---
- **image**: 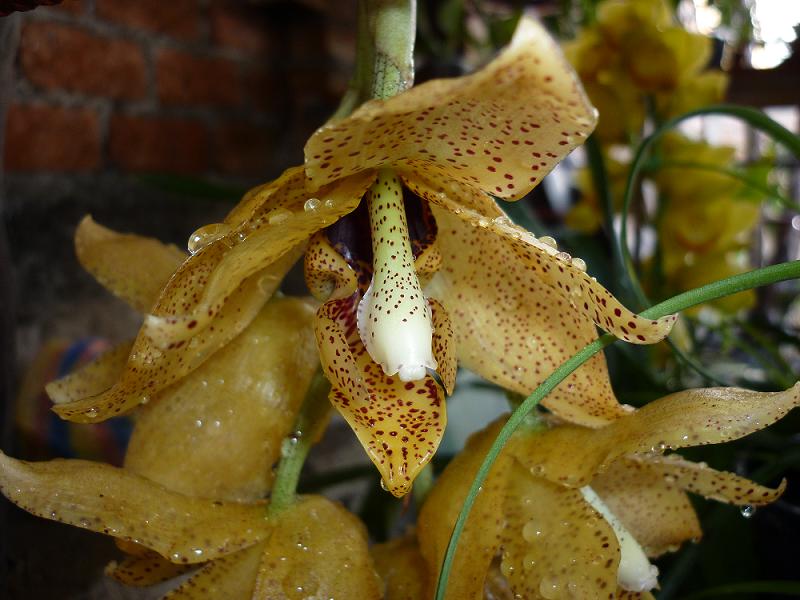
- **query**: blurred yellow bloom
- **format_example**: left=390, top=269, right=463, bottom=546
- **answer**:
left=0, top=453, right=382, bottom=598
left=419, top=384, right=800, bottom=599
left=565, top=154, right=630, bottom=233
left=47, top=18, right=675, bottom=497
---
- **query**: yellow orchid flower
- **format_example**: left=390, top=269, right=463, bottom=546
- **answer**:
left=49, top=18, right=675, bottom=498
left=419, top=384, right=800, bottom=599
left=47, top=217, right=319, bottom=502
left=372, top=533, right=430, bottom=600
left=0, top=453, right=382, bottom=598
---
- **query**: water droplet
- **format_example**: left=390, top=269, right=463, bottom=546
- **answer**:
left=79, top=517, right=90, bottom=527
left=85, top=408, right=98, bottom=419
left=304, top=197, right=320, bottom=212
left=740, top=505, right=756, bottom=518
left=555, top=251, right=572, bottom=262
left=187, top=223, right=231, bottom=254
left=477, top=217, right=489, bottom=228
left=539, top=235, right=558, bottom=249
left=570, top=257, right=587, bottom=271
left=192, top=548, right=203, bottom=556
left=539, top=577, right=560, bottom=599
left=527, top=337, right=538, bottom=349
left=324, top=198, right=335, bottom=209
left=140, top=395, right=150, bottom=405
left=522, top=520, right=545, bottom=541
left=268, top=208, right=292, bottom=225
left=379, top=478, right=389, bottom=492
left=195, top=419, right=203, bottom=428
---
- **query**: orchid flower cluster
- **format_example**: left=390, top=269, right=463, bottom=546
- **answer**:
left=2, top=6, right=799, bottom=600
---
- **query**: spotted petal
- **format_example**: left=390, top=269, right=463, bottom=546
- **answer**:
left=406, top=172, right=676, bottom=346
left=46, top=341, right=132, bottom=405
left=499, top=460, right=620, bottom=600
left=591, top=458, right=701, bottom=556
left=75, top=216, right=186, bottom=313
left=417, top=420, right=509, bottom=600
left=515, top=384, right=800, bottom=487
left=0, top=452, right=267, bottom=563
left=632, top=454, right=786, bottom=507
left=124, top=297, right=318, bottom=502
left=164, top=544, right=264, bottom=599
left=423, top=191, right=627, bottom=427
left=106, top=551, right=192, bottom=587
left=253, top=496, right=381, bottom=599
left=305, top=17, right=596, bottom=201
left=315, top=296, right=447, bottom=497
left=144, top=171, right=374, bottom=347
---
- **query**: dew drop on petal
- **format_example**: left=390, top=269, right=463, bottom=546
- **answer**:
left=304, top=197, right=320, bottom=212
left=187, top=223, right=231, bottom=254
left=570, top=257, right=587, bottom=271
left=740, top=505, right=756, bottom=518
left=85, top=408, right=98, bottom=419
left=555, top=251, right=572, bottom=262
left=268, top=207, right=292, bottom=225
left=539, top=235, right=558, bottom=249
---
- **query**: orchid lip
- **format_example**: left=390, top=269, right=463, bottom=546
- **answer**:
left=357, top=168, right=437, bottom=382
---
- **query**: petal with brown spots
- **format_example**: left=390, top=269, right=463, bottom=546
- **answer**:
left=417, top=420, right=510, bottom=600
left=305, top=17, right=596, bottom=201
left=146, top=171, right=374, bottom=347
left=124, top=297, right=318, bottom=502
left=634, top=454, right=786, bottom=507
left=514, top=383, right=800, bottom=487
left=75, top=216, right=186, bottom=314
left=407, top=171, right=676, bottom=346
left=46, top=341, right=133, bottom=405
left=253, top=496, right=382, bottom=599
left=315, top=297, right=447, bottom=497
left=52, top=249, right=299, bottom=423
left=429, top=298, right=456, bottom=395
left=500, top=461, right=620, bottom=600
left=0, top=452, right=267, bottom=563
left=222, top=166, right=306, bottom=229
left=164, top=543, right=263, bottom=599
left=591, top=457, right=701, bottom=557
left=304, top=230, right=359, bottom=302
left=106, top=551, right=192, bottom=587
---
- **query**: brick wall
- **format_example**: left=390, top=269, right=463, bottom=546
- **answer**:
left=3, top=0, right=355, bottom=179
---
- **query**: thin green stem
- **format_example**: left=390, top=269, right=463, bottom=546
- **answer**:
left=434, top=260, right=800, bottom=600
left=269, top=371, right=331, bottom=515
left=365, top=0, right=416, bottom=100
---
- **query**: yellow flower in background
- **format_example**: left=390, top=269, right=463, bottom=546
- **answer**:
left=565, top=153, right=630, bottom=233
left=419, top=384, right=800, bottom=599
left=48, top=18, right=676, bottom=497
left=0, top=454, right=382, bottom=598
left=565, top=0, right=727, bottom=143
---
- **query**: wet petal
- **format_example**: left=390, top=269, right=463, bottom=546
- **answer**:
left=253, top=496, right=382, bottom=599
left=223, top=166, right=306, bottom=229
left=75, top=216, right=185, bottom=313
left=164, top=543, right=263, bottom=599
left=417, top=420, right=509, bottom=600
left=304, top=231, right=359, bottom=302
left=422, top=193, right=627, bottom=426
left=53, top=249, right=299, bottom=423
left=591, top=458, right=701, bottom=557
left=429, top=298, right=456, bottom=395
left=305, top=17, right=596, bottom=201
left=106, top=551, right=192, bottom=587
left=124, top=298, right=318, bottom=502
left=372, top=534, right=430, bottom=600
left=406, top=172, right=676, bottom=346
left=146, top=171, right=374, bottom=346
left=0, top=452, right=267, bottom=562
left=514, top=384, right=800, bottom=487
left=316, top=297, right=447, bottom=496
left=46, top=341, right=133, bottom=405
left=500, top=461, right=620, bottom=600
left=634, top=454, right=786, bottom=507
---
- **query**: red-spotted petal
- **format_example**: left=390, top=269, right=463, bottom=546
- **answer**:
left=315, top=296, right=447, bottom=497
left=106, top=551, right=192, bottom=587
left=305, top=17, right=596, bottom=201
left=164, top=544, right=263, bottom=599
left=46, top=341, right=132, bottom=405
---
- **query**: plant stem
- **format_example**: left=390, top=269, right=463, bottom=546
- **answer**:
left=269, top=371, right=331, bottom=515
left=434, top=260, right=800, bottom=600
left=364, top=0, right=416, bottom=100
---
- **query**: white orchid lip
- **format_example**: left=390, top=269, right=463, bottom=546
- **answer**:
left=581, top=486, right=659, bottom=593
left=357, top=169, right=437, bottom=382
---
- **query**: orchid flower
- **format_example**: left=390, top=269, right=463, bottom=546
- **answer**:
left=419, top=384, right=800, bottom=599
left=49, top=18, right=675, bottom=497
left=0, top=453, right=382, bottom=598
left=47, top=217, right=319, bottom=502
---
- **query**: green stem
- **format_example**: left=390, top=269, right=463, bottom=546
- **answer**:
left=434, top=260, right=800, bottom=600
left=365, top=0, right=416, bottom=100
left=269, top=371, right=332, bottom=515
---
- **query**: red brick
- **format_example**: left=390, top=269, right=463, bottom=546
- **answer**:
left=209, top=1, right=274, bottom=54
left=4, top=103, right=101, bottom=171
left=110, top=115, right=209, bottom=174
left=20, top=22, right=146, bottom=100
left=156, top=49, right=242, bottom=108
left=48, top=0, right=84, bottom=15
left=213, top=121, right=275, bottom=176
left=242, top=66, right=284, bottom=113
left=96, top=0, right=201, bottom=41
